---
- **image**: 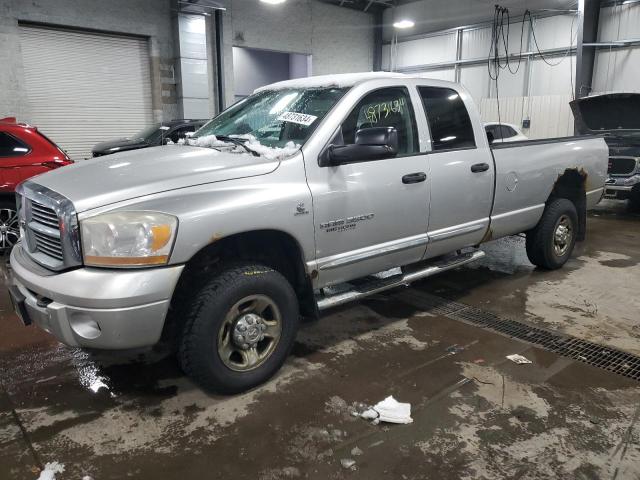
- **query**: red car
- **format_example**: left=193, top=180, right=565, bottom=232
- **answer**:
left=0, top=117, right=73, bottom=251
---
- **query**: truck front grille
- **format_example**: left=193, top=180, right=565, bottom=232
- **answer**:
left=17, top=181, right=82, bottom=271
left=31, top=201, right=60, bottom=229
left=608, top=156, right=637, bottom=175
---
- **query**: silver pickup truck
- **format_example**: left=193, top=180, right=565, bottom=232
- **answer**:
left=9, top=73, right=608, bottom=393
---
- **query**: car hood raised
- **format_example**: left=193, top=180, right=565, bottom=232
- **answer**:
left=31, top=145, right=280, bottom=212
left=570, top=93, right=640, bottom=135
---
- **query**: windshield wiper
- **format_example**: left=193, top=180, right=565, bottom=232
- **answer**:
left=213, top=135, right=260, bottom=157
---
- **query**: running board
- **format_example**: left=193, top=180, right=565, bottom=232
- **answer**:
left=315, top=250, right=486, bottom=311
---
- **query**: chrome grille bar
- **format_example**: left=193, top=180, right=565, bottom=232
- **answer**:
left=16, top=181, right=82, bottom=271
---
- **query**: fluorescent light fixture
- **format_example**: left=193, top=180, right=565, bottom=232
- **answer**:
left=260, top=0, right=286, bottom=4
left=393, top=19, right=415, bottom=29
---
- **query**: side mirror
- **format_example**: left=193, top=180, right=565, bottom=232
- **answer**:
left=486, top=131, right=495, bottom=145
left=321, top=127, right=399, bottom=166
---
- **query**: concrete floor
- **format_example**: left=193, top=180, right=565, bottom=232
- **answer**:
left=1, top=200, right=639, bottom=480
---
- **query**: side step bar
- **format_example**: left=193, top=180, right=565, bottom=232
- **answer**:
left=316, top=250, right=485, bottom=311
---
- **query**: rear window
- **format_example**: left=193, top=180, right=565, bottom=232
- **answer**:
left=418, top=87, right=476, bottom=151
left=0, top=132, right=30, bottom=157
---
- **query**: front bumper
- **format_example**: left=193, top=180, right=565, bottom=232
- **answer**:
left=604, top=174, right=640, bottom=198
left=9, top=243, right=184, bottom=349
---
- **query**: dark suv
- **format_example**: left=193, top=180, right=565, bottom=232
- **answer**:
left=91, top=119, right=206, bottom=157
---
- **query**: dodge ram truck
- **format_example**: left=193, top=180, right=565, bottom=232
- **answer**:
left=9, top=73, right=608, bottom=393
left=571, top=93, right=640, bottom=210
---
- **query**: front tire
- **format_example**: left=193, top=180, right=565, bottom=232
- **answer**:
left=525, top=198, right=578, bottom=270
left=178, top=263, right=299, bottom=394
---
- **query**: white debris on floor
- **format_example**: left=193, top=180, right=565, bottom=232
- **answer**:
left=36, top=462, right=64, bottom=480
left=357, top=396, right=413, bottom=424
left=506, top=354, right=533, bottom=364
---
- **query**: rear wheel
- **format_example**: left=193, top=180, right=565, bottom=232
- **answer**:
left=0, top=199, right=20, bottom=255
left=526, top=198, right=578, bottom=270
left=178, top=263, right=299, bottom=394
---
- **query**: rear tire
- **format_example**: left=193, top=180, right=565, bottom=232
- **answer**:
left=629, top=191, right=640, bottom=212
left=178, top=262, right=299, bottom=394
left=525, top=198, right=578, bottom=270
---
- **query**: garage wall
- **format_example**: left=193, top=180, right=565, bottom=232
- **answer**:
left=383, top=13, right=577, bottom=139
left=592, top=2, right=640, bottom=94
left=0, top=0, right=178, bottom=123
left=223, top=0, right=374, bottom=106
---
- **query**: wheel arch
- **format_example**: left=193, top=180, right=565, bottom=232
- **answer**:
left=162, top=229, right=317, bottom=343
left=547, top=168, right=587, bottom=241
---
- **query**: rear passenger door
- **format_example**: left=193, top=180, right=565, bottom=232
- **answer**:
left=417, top=86, right=494, bottom=257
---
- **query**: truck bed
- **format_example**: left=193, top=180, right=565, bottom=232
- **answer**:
left=488, top=135, right=609, bottom=239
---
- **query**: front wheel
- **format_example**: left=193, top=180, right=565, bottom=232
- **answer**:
left=178, top=263, right=299, bottom=394
left=525, top=198, right=578, bottom=270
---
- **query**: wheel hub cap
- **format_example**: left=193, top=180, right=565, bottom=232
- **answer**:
left=233, top=313, right=267, bottom=349
left=553, top=215, right=573, bottom=257
left=217, top=294, right=283, bottom=372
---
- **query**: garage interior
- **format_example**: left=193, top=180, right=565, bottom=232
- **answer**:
left=1, top=0, right=640, bottom=479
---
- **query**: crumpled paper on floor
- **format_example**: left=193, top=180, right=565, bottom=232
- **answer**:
left=360, top=396, right=413, bottom=424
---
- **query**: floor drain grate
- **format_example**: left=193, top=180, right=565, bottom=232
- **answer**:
left=396, top=290, right=640, bottom=382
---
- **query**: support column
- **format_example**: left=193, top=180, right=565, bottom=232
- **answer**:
left=575, top=0, right=601, bottom=99
left=373, top=10, right=383, bottom=71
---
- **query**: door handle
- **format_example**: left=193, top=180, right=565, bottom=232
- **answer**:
left=471, top=163, right=490, bottom=173
left=402, top=172, right=427, bottom=184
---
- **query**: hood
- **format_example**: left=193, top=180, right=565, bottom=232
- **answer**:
left=570, top=93, right=640, bottom=135
left=92, top=138, right=149, bottom=154
left=32, top=145, right=280, bottom=212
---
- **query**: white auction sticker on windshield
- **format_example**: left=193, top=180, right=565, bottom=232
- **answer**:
left=277, top=111, right=317, bottom=126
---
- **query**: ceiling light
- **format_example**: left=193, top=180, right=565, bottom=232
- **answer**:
left=260, top=0, right=286, bottom=4
left=393, top=19, right=415, bottom=29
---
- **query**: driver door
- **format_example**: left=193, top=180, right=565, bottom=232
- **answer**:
left=306, top=86, right=431, bottom=287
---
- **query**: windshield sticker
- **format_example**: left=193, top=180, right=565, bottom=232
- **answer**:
left=364, top=98, right=406, bottom=124
left=277, top=111, right=318, bottom=127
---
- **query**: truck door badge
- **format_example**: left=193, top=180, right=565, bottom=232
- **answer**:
left=295, top=202, right=309, bottom=216
left=320, top=213, right=375, bottom=233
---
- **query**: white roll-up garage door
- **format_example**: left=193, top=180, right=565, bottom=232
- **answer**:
left=19, top=25, right=153, bottom=160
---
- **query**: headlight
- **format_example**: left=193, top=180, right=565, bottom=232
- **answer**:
left=81, top=211, right=178, bottom=267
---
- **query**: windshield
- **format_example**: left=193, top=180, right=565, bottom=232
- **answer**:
left=132, top=124, right=169, bottom=143
left=193, top=87, right=347, bottom=149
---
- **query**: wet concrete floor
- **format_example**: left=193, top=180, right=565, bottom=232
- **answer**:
left=1, top=200, right=639, bottom=479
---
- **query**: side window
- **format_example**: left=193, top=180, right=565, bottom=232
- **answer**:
left=0, top=132, right=30, bottom=157
left=418, top=87, right=476, bottom=151
left=500, top=125, right=517, bottom=139
left=341, top=87, right=418, bottom=157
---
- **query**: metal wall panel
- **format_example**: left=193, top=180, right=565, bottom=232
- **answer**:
left=19, top=25, right=152, bottom=160
left=529, top=55, right=575, bottom=96
left=598, top=3, right=640, bottom=42
left=461, top=22, right=529, bottom=60
left=593, top=47, right=640, bottom=93
left=383, top=33, right=457, bottom=70
left=479, top=94, right=574, bottom=139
